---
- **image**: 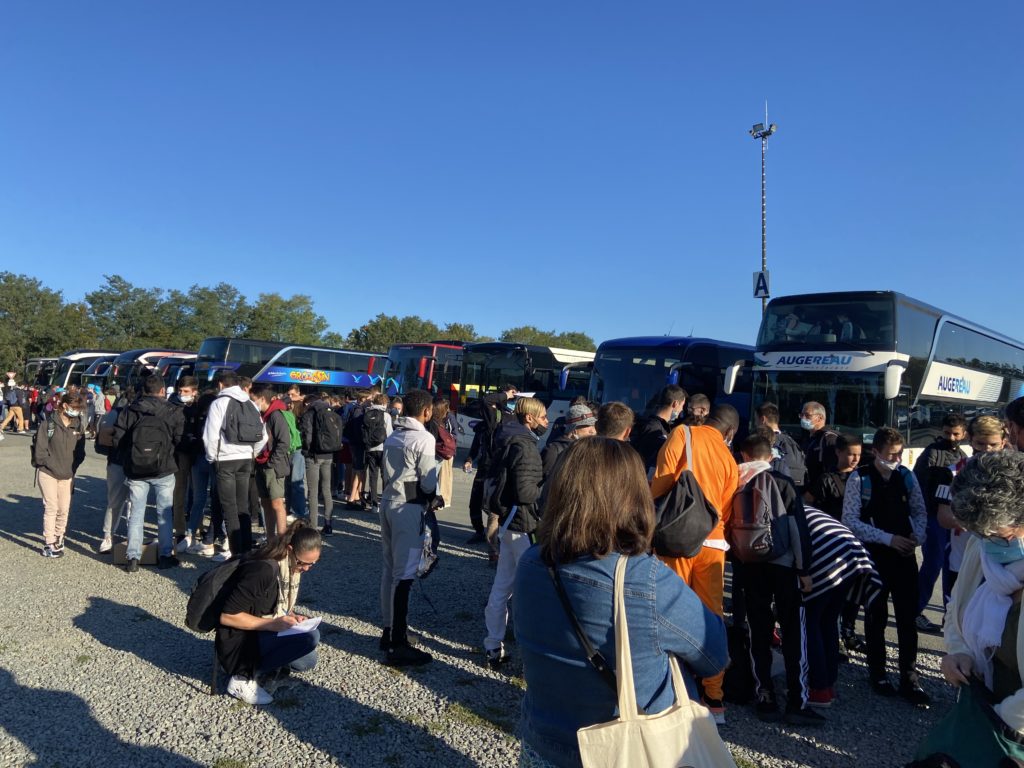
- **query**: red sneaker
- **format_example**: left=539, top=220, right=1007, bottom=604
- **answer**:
left=807, top=688, right=833, bottom=708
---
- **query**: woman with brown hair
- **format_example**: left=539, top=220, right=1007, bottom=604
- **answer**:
left=512, top=437, right=728, bottom=768
left=33, top=392, right=87, bottom=558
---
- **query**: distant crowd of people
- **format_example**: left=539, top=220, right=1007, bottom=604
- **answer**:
left=11, top=367, right=1024, bottom=767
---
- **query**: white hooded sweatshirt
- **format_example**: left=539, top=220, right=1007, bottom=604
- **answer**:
left=203, top=385, right=268, bottom=463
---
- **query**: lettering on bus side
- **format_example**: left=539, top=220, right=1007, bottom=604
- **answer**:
left=776, top=354, right=854, bottom=367
left=937, top=375, right=971, bottom=395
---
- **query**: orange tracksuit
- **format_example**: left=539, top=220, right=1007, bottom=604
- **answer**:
left=650, top=424, right=738, bottom=703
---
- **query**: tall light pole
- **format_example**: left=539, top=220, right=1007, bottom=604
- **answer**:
left=749, top=115, right=777, bottom=315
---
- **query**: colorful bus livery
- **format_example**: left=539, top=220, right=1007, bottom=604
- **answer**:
left=195, top=337, right=395, bottom=394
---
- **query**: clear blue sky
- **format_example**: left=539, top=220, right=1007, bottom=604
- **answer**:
left=1, top=2, right=1021, bottom=347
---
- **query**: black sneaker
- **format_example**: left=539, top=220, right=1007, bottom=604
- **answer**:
left=842, top=630, right=866, bottom=654
left=915, top=614, right=942, bottom=635
left=871, top=677, right=898, bottom=697
left=320, top=524, right=333, bottom=536
left=379, top=628, right=421, bottom=650
left=486, top=648, right=510, bottom=670
left=158, top=555, right=180, bottom=570
left=126, top=558, right=140, bottom=573
left=784, top=706, right=826, bottom=726
left=899, top=673, right=932, bottom=708
left=755, top=691, right=780, bottom=722
left=385, top=643, right=432, bottom=667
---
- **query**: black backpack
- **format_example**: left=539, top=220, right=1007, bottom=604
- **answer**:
left=220, top=396, right=264, bottom=445
left=343, top=404, right=366, bottom=445
left=651, top=425, right=720, bottom=558
left=772, top=432, right=807, bottom=487
left=312, top=407, right=343, bottom=453
left=361, top=408, right=388, bottom=449
left=185, top=556, right=272, bottom=633
left=126, top=411, right=173, bottom=477
left=729, top=471, right=791, bottom=563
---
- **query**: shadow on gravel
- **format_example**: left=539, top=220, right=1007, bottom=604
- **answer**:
left=0, top=474, right=108, bottom=556
left=0, top=667, right=204, bottom=767
left=72, top=596, right=211, bottom=687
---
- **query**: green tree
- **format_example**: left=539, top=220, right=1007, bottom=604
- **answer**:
left=85, top=275, right=169, bottom=349
left=499, top=325, right=595, bottom=351
left=0, top=273, right=99, bottom=372
left=242, top=293, right=332, bottom=345
left=347, top=314, right=441, bottom=352
left=438, top=322, right=480, bottom=343
left=164, top=283, right=250, bottom=350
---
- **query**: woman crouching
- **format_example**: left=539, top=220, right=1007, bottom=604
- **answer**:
left=217, top=521, right=322, bottom=705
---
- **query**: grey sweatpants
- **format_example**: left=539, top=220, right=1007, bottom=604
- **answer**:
left=379, top=500, right=425, bottom=627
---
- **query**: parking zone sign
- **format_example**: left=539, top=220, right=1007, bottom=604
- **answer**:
left=753, top=270, right=770, bottom=299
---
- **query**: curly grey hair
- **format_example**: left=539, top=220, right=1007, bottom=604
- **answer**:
left=951, top=451, right=1024, bottom=535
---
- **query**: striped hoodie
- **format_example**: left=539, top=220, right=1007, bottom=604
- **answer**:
left=802, top=506, right=883, bottom=606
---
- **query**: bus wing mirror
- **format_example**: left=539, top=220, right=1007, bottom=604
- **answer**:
left=723, top=360, right=745, bottom=396
left=884, top=362, right=906, bottom=400
left=665, top=361, right=690, bottom=387
left=559, top=367, right=569, bottom=392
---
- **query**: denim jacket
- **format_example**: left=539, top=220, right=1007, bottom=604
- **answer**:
left=512, top=548, right=728, bottom=767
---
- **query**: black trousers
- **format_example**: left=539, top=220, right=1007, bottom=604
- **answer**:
left=365, top=450, right=383, bottom=506
left=743, top=562, right=809, bottom=709
left=865, top=544, right=919, bottom=679
left=468, top=474, right=486, bottom=534
left=215, top=458, right=253, bottom=555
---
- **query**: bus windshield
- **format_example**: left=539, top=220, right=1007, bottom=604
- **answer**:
left=758, top=297, right=895, bottom=349
left=590, top=348, right=683, bottom=413
left=462, top=347, right=532, bottom=401
left=388, top=347, right=431, bottom=393
left=753, top=370, right=888, bottom=440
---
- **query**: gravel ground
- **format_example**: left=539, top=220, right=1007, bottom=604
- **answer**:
left=0, top=433, right=951, bottom=768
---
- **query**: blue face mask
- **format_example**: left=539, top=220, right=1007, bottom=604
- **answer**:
left=981, top=537, right=1024, bottom=565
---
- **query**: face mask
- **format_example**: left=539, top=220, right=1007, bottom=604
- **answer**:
left=800, top=418, right=815, bottom=431
left=65, top=409, right=80, bottom=418
left=531, top=424, right=549, bottom=438
left=981, top=537, right=1024, bottom=565
left=179, top=395, right=195, bottom=404
left=505, top=401, right=516, bottom=413
left=669, top=410, right=679, bottom=421
left=876, top=458, right=900, bottom=472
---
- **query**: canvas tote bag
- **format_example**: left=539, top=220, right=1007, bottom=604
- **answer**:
left=576, top=556, right=737, bottom=768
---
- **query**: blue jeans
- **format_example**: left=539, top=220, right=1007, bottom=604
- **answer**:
left=256, top=628, right=319, bottom=673
left=918, top=515, right=952, bottom=613
left=188, top=455, right=212, bottom=534
left=125, top=473, right=175, bottom=559
left=288, top=450, right=307, bottom=519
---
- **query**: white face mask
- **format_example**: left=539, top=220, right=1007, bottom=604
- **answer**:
left=179, top=395, right=195, bottom=404
left=876, top=458, right=900, bottom=472
left=65, top=408, right=80, bottom=418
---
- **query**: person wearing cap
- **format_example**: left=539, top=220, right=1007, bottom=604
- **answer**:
left=540, top=403, right=597, bottom=482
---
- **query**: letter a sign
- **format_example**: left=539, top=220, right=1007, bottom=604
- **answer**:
left=753, top=270, right=770, bottom=299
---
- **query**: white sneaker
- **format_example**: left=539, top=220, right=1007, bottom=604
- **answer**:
left=226, top=675, right=273, bottom=705
left=212, top=549, right=232, bottom=562
left=187, top=540, right=215, bottom=556
left=175, top=533, right=193, bottom=554
left=286, top=514, right=297, bottom=524
left=98, top=537, right=113, bottom=553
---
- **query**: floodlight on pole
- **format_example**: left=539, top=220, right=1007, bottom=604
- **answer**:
left=749, top=108, right=777, bottom=315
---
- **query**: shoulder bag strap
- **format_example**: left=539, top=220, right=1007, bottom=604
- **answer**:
left=682, top=425, right=693, bottom=471
left=547, top=564, right=617, bottom=693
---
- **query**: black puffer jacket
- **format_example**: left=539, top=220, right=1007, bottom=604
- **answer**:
left=630, top=414, right=672, bottom=471
left=492, top=419, right=544, bottom=534
left=913, top=438, right=967, bottom=515
left=541, top=435, right=573, bottom=482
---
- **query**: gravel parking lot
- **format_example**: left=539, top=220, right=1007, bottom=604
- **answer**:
left=0, top=435, right=950, bottom=768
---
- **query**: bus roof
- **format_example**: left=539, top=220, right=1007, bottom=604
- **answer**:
left=765, top=290, right=1023, bottom=349
left=464, top=341, right=595, bottom=364
left=201, top=337, right=385, bottom=356
left=597, top=336, right=753, bottom=353
left=112, top=348, right=194, bottom=363
left=58, top=349, right=120, bottom=359
left=390, top=342, right=464, bottom=351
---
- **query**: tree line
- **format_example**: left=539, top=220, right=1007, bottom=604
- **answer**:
left=0, top=272, right=595, bottom=372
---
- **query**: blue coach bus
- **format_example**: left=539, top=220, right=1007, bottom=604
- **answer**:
left=588, top=336, right=754, bottom=420
left=194, top=337, right=395, bottom=393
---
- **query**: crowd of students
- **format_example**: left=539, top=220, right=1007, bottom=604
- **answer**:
left=14, top=366, right=1024, bottom=765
